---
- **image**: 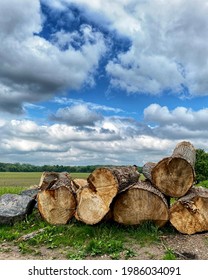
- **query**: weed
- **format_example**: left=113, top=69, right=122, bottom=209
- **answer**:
left=18, top=242, right=34, bottom=254
left=66, top=250, right=87, bottom=260
left=85, top=238, right=123, bottom=256
left=124, top=249, right=136, bottom=259
left=163, top=248, right=177, bottom=260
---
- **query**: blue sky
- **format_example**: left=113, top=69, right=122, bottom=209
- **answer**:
left=0, top=0, right=208, bottom=166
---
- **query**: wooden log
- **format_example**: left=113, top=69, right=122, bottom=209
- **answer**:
left=37, top=186, right=76, bottom=225
left=75, top=186, right=109, bottom=224
left=72, top=178, right=88, bottom=192
left=37, top=172, right=76, bottom=225
left=170, top=186, right=208, bottom=234
left=112, top=180, right=169, bottom=227
left=150, top=141, right=196, bottom=197
left=38, top=171, right=73, bottom=190
left=75, top=166, right=140, bottom=225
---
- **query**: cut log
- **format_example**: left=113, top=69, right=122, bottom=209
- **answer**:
left=37, top=186, right=76, bottom=225
left=170, top=186, right=208, bottom=234
left=112, top=180, right=169, bottom=227
left=75, top=166, right=140, bottom=225
left=149, top=141, right=196, bottom=197
left=75, top=186, right=109, bottom=224
left=38, top=171, right=73, bottom=190
left=37, top=172, right=76, bottom=225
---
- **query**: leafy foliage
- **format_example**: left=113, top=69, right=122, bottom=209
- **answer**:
left=195, top=149, right=208, bottom=182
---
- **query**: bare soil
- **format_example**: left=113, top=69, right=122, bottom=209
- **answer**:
left=0, top=232, right=207, bottom=260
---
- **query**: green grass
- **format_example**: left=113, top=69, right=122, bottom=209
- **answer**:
left=196, top=180, right=208, bottom=188
left=0, top=209, right=162, bottom=259
left=163, top=248, right=177, bottom=260
left=0, top=172, right=42, bottom=188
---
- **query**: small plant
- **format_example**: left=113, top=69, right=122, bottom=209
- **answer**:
left=124, top=249, right=136, bottom=259
left=85, top=238, right=124, bottom=256
left=18, top=242, right=34, bottom=254
left=66, top=250, right=87, bottom=260
left=163, top=248, right=177, bottom=260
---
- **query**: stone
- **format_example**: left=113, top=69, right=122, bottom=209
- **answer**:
left=0, top=194, right=36, bottom=225
left=20, top=188, right=39, bottom=198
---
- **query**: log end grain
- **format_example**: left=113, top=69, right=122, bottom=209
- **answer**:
left=37, top=186, right=76, bottom=225
left=75, top=187, right=109, bottom=225
left=152, top=157, right=194, bottom=197
left=170, top=187, right=208, bottom=234
left=112, top=181, right=169, bottom=228
left=87, top=168, right=119, bottom=206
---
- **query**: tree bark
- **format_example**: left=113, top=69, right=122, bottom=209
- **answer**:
left=150, top=141, right=196, bottom=197
left=170, top=186, right=208, bottom=234
left=75, top=166, right=140, bottom=225
left=38, top=172, right=73, bottom=190
left=37, top=172, right=76, bottom=225
left=112, top=180, right=169, bottom=227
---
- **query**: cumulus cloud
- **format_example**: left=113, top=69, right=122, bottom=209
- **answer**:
left=144, top=103, right=208, bottom=140
left=0, top=114, right=165, bottom=165
left=0, top=0, right=107, bottom=114
left=53, top=97, right=124, bottom=113
left=144, top=104, right=208, bottom=130
left=51, top=104, right=103, bottom=126
left=69, top=0, right=208, bottom=97
left=0, top=107, right=207, bottom=166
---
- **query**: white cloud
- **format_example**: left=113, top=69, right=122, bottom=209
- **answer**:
left=144, top=104, right=208, bottom=131
left=53, top=97, right=124, bottom=113
left=0, top=107, right=207, bottom=165
left=0, top=1, right=107, bottom=114
left=52, top=104, right=103, bottom=126
left=87, top=0, right=208, bottom=97
left=0, top=114, right=169, bottom=165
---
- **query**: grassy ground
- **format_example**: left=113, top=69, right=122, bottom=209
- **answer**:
left=0, top=210, right=166, bottom=259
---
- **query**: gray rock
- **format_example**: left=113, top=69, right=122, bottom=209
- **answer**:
left=20, top=188, right=39, bottom=198
left=0, top=194, right=36, bottom=225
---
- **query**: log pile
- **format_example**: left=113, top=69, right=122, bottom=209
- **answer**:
left=33, top=141, right=208, bottom=235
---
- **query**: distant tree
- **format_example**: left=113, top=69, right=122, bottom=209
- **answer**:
left=195, top=149, right=208, bottom=182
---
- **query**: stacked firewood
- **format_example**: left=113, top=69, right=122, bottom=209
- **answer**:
left=37, top=141, right=208, bottom=235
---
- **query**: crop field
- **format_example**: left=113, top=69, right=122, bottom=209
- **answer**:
left=0, top=172, right=89, bottom=195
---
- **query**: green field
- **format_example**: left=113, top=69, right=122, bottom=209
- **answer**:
left=0, top=172, right=89, bottom=195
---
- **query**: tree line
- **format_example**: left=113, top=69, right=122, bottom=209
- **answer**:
left=0, top=162, right=100, bottom=173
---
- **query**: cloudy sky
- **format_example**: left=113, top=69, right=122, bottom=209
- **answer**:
left=0, top=0, right=208, bottom=166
